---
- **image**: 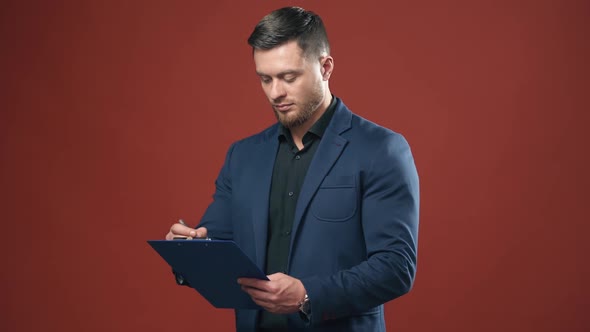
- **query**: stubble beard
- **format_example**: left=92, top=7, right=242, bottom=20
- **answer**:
left=273, top=85, right=324, bottom=129
left=274, top=103, right=315, bottom=129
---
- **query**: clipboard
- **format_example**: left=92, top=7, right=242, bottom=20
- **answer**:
left=147, top=239, right=268, bottom=309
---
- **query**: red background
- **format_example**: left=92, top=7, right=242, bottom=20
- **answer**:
left=1, top=0, right=589, bottom=331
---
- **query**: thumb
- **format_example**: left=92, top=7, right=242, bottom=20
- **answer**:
left=170, top=223, right=196, bottom=237
left=194, top=227, right=208, bottom=238
left=266, top=272, right=285, bottom=281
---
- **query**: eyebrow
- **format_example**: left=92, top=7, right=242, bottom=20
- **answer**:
left=256, top=69, right=303, bottom=78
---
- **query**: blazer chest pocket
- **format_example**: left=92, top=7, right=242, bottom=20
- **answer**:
left=311, top=175, right=358, bottom=222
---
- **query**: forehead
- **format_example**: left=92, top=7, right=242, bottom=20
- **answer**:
left=253, top=41, right=309, bottom=75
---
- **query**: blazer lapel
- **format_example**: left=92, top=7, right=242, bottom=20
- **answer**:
left=288, top=103, right=352, bottom=257
left=251, top=127, right=279, bottom=269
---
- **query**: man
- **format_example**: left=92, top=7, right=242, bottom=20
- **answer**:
left=166, top=6, right=419, bottom=332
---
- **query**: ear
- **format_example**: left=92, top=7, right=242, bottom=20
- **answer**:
left=320, top=56, right=334, bottom=81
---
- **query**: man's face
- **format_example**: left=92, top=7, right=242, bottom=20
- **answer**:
left=254, top=40, right=326, bottom=129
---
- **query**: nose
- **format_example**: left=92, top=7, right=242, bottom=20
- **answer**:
left=269, top=80, right=286, bottom=101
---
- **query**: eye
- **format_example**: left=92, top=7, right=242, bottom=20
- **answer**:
left=284, top=75, right=297, bottom=83
left=260, top=76, right=271, bottom=84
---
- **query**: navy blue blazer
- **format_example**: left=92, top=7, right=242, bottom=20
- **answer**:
left=199, top=98, right=420, bottom=331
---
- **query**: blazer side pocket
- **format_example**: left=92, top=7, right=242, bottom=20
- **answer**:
left=311, top=175, right=358, bottom=222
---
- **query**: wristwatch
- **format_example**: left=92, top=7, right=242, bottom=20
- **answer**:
left=299, top=294, right=311, bottom=320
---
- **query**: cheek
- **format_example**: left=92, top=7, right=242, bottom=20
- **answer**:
left=260, top=84, right=272, bottom=98
left=290, top=80, right=310, bottom=98
left=296, top=81, right=317, bottom=99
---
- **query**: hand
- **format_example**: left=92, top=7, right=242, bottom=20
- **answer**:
left=238, top=273, right=306, bottom=314
left=165, top=223, right=207, bottom=240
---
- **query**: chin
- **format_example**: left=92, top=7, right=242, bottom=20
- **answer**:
left=274, top=111, right=296, bottom=127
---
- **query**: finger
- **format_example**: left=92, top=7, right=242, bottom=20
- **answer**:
left=238, top=278, right=269, bottom=290
left=248, top=296, right=273, bottom=311
left=241, top=285, right=269, bottom=299
left=246, top=294, right=284, bottom=314
left=170, top=223, right=197, bottom=237
left=241, top=286, right=276, bottom=308
left=266, top=272, right=286, bottom=281
left=194, top=227, right=208, bottom=238
left=165, top=231, right=186, bottom=240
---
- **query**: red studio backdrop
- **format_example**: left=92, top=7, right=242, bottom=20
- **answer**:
left=1, top=0, right=589, bottom=331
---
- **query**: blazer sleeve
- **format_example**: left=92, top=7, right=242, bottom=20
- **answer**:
left=197, top=142, right=236, bottom=240
left=302, top=133, right=420, bottom=324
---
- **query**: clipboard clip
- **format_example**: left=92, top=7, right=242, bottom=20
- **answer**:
left=173, top=236, right=212, bottom=241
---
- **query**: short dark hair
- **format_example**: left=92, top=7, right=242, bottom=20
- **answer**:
left=247, top=6, right=330, bottom=58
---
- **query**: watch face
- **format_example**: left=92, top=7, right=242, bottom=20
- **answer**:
left=302, top=301, right=310, bottom=313
left=300, top=297, right=311, bottom=315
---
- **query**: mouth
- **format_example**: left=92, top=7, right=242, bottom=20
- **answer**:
left=274, top=103, right=294, bottom=112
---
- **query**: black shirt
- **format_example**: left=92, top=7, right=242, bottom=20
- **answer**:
left=259, top=96, right=337, bottom=329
